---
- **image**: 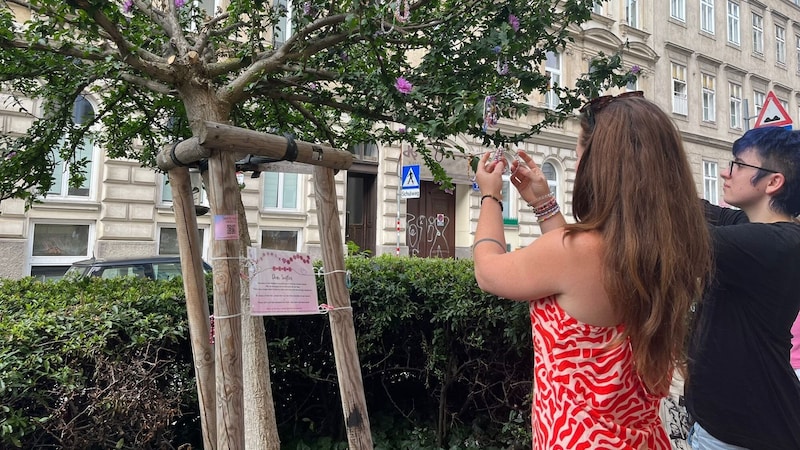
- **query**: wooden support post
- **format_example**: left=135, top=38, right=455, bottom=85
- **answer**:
left=313, top=166, right=373, bottom=449
left=207, top=150, right=245, bottom=449
left=167, top=167, right=217, bottom=450
left=155, top=122, right=353, bottom=172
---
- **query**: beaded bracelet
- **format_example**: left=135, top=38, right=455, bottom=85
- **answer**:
left=480, top=194, right=504, bottom=212
left=536, top=204, right=561, bottom=223
left=526, top=192, right=554, bottom=208
left=532, top=197, right=557, bottom=215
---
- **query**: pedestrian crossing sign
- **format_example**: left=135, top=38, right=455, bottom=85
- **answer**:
left=401, top=165, right=420, bottom=199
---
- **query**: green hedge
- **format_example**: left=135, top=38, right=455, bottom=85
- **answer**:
left=0, top=256, right=533, bottom=449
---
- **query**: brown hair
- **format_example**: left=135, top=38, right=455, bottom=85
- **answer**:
left=569, top=96, right=712, bottom=396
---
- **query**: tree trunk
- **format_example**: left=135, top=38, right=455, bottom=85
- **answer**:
left=236, top=194, right=280, bottom=449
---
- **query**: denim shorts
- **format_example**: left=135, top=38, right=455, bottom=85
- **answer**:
left=687, top=423, right=749, bottom=450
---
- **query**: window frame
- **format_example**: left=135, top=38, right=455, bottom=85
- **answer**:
left=47, top=96, right=98, bottom=201
left=729, top=82, right=743, bottom=129
left=752, top=13, right=764, bottom=55
left=544, top=51, right=562, bottom=110
left=671, top=0, right=686, bottom=21
left=672, top=63, right=688, bottom=116
left=626, top=0, right=639, bottom=28
left=776, top=24, right=786, bottom=64
left=703, top=160, right=719, bottom=205
left=727, top=1, right=740, bottom=45
left=262, top=171, right=302, bottom=211
left=260, top=228, right=303, bottom=252
left=29, top=222, right=95, bottom=280
left=157, top=225, right=211, bottom=260
left=701, top=73, right=716, bottom=122
left=700, top=0, right=715, bottom=34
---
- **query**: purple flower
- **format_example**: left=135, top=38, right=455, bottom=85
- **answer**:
left=398, top=127, right=406, bottom=133
left=394, top=77, right=413, bottom=95
left=5, top=151, right=16, bottom=160
left=497, top=62, right=509, bottom=75
left=630, top=65, right=641, bottom=74
left=492, top=45, right=502, bottom=54
left=303, top=1, right=313, bottom=15
left=175, top=0, right=186, bottom=7
left=123, top=0, right=133, bottom=13
left=509, top=14, right=520, bottom=32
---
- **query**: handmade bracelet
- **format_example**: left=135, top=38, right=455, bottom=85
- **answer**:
left=472, top=237, right=507, bottom=252
left=527, top=192, right=554, bottom=208
left=537, top=204, right=561, bottom=223
left=532, top=197, right=558, bottom=216
left=480, top=194, right=504, bottom=212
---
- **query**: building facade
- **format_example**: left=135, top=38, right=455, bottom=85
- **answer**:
left=1, top=0, right=798, bottom=280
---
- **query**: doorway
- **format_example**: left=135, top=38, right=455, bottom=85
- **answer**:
left=405, top=181, right=456, bottom=258
left=345, top=172, right=376, bottom=255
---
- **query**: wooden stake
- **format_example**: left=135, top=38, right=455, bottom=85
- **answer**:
left=167, top=167, right=217, bottom=449
left=207, top=150, right=245, bottom=449
left=313, top=166, right=373, bottom=449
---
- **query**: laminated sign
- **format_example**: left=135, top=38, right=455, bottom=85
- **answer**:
left=247, top=247, right=319, bottom=315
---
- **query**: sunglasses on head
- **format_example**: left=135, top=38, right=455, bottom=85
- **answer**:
left=580, top=91, right=645, bottom=126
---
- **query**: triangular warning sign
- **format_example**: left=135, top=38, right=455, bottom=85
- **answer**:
left=754, top=91, right=793, bottom=128
left=402, top=167, right=419, bottom=188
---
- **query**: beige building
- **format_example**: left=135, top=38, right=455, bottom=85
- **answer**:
left=1, top=0, right=798, bottom=280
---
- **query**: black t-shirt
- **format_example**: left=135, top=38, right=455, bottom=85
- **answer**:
left=686, top=202, right=800, bottom=450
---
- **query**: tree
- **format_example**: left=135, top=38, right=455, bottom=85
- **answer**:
left=0, top=0, right=635, bottom=447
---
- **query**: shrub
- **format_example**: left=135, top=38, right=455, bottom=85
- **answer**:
left=0, top=256, right=533, bottom=449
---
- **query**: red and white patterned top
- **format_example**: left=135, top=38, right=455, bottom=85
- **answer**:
left=531, top=297, right=669, bottom=450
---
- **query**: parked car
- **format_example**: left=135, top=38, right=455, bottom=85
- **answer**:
left=65, top=256, right=212, bottom=280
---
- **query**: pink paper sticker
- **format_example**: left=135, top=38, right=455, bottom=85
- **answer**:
left=214, top=215, right=238, bottom=240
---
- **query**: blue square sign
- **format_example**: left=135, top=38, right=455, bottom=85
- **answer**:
left=401, top=165, right=420, bottom=199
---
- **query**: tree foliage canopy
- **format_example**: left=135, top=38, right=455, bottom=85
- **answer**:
left=0, top=0, right=634, bottom=204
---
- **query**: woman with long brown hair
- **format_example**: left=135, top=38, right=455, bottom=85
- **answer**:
left=472, top=92, right=712, bottom=449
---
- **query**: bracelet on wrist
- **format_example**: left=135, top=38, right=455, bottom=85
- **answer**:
left=526, top=192, right=554, bottom=208
left=480, top=194, right=503, bottom=212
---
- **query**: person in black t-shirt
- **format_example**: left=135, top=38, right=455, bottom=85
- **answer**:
left=686, top=126, right=800, bottom=450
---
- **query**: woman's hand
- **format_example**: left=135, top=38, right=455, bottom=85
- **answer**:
left=474, top=151, right=506, bottom=198
left=510, top=150, right=552, bottom=206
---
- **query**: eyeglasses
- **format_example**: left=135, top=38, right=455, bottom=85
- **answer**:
left=729, top=160, right=780, bottom=174
left=580, top=91, right=645, bottom=126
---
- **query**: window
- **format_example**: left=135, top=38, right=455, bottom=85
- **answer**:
left=753, top=91, right=765, bottom=120
left=752, top=13, right=763, bottom=54
left=626, top=77, right=638, bottom=92
left=702, top=74, right=716, bottom=122
left=796, top=35, right=800, bottom=73
left=672, top=63, right=688, bottom=115
left=197, top=0, right=216, bottom=15
left=727, top=1, right=740, bottom=45
left=261, top=229, right=301, bottom=251
left=158, top=226, right=209, bottom=258
left=626, top=0, right=638, bottom=28
left=49, top=97, right=95, bottom=199
left=545, top=52, right=561, bottom=110
left=160, top=170, right=207, bottom=207
left=776, top=25, right=786, bottom=64
left=499, top=176, right=518, bottom=224
left=349, top=141, right=379, bottom=162
left=703, top=161, right=719, bottom=205
left=671, top=0, right=685, bottom=21
left=273, top=0, right=292, bottom=47
left=592, top=1, right=603, bottom=14
left=263, top=172, right=300, bottom=210
left=700, top=0, right=714, bottom=34
left=542, top=162, right=559, bottom=201
left=30, top=223, right=93, bottom=280
left=729, top=83, right=742, bottom=129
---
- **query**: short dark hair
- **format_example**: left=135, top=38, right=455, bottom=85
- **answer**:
left=732, top=127, right=800, bottom=216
